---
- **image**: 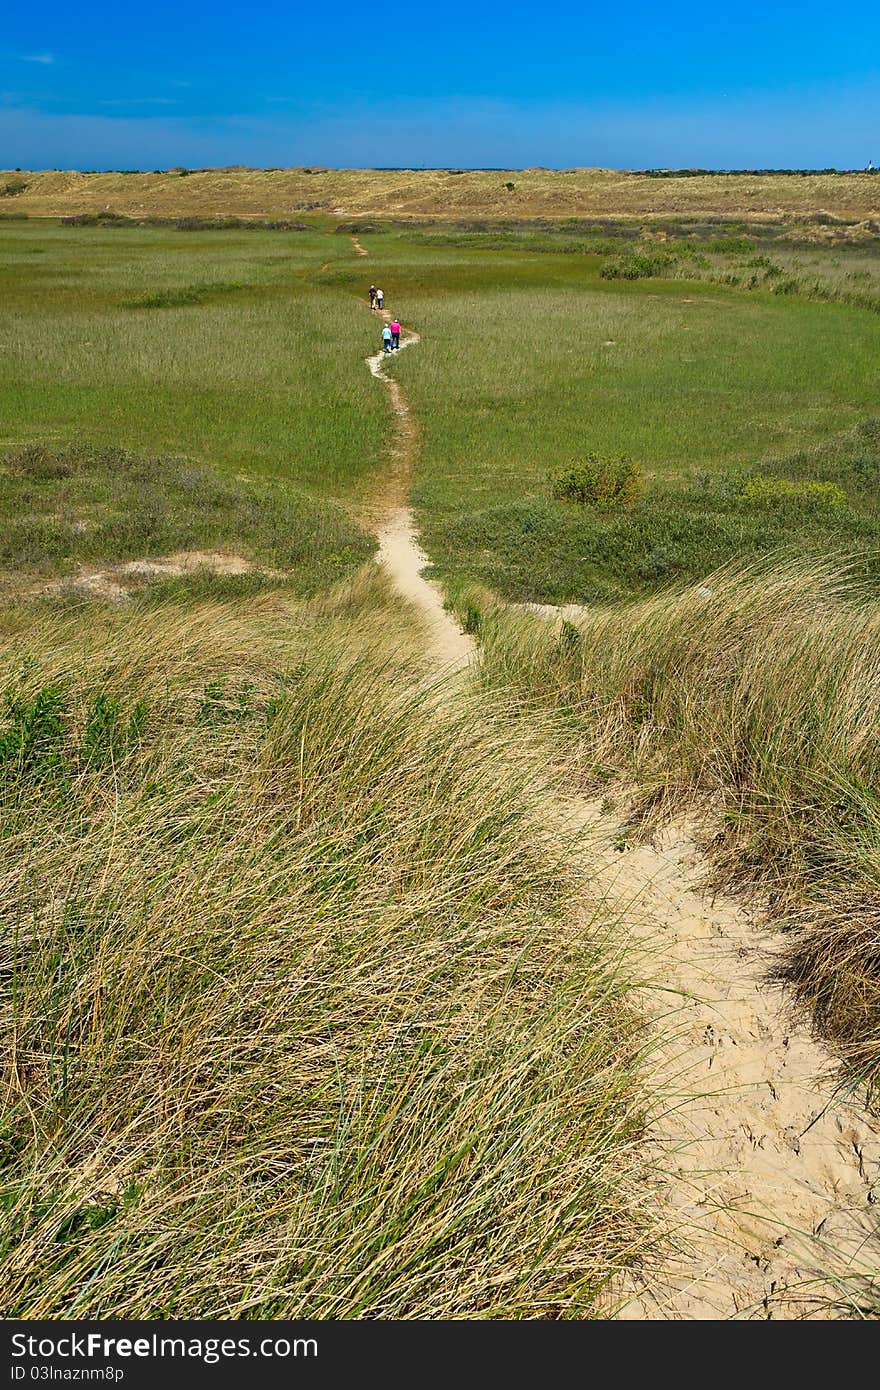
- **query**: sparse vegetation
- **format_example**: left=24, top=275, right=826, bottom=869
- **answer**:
left=9, top=166, right=880, bottom=221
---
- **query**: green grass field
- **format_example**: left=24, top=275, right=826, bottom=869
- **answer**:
left=371, top=224, right=880, bottom=601
left=2, top=221, right=386, bottom=490
left=0, top=219, right=391, bottom=594
left=6, top=215, right=880, bottom=603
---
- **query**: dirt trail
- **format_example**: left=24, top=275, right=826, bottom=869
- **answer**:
left=359, top=277, right=880, bottom=1317
left=364, top=306, right=475, bottom=671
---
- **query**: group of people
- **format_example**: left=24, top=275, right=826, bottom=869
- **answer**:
left=370, top=283, right=401, bottom=353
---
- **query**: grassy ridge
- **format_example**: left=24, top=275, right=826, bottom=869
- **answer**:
left=6, top=167, right=880, bottom=220
left=471, top=560, right=880, bottom=1083
left=0, top=577, right=648, bottom=1317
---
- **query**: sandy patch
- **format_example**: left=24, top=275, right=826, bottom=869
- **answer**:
left=39, top=550, right=266, bottom=603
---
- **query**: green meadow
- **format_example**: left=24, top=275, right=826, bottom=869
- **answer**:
left=370, top=225, right=880, bottom=601
left=5, top=216, right=880, bottom=603
left=0, top=219, right=389, bottom=594
left=1, top=220, right=384, bottom=494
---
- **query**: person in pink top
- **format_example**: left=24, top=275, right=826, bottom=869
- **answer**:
left=389, top=318, right=401, bottom=350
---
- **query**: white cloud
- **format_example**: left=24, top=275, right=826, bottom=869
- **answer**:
left=20, top=52, right=54, bottom=65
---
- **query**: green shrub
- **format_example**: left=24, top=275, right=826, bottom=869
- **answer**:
left=706, top=235, right=753, bottom=254
left=739, top=476, right=847, bottom=508
left=599, top=250, right=677, bottom=280
left=551, top=455, right=644, bottom=507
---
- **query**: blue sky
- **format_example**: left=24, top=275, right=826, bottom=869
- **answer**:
left=3, top=1, right=880, bottom=169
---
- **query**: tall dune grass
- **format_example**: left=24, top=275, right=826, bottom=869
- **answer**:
left=474, top=558, right=880, bottom=1084
left=0, top=578, right=648, bottom=1317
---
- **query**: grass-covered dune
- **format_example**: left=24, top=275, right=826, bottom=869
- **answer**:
left=471, top=559, right=880, bottom=1085
left=5, top=166, right=880, bottom=222
left=0, top=442, right=372, bottom=601
left=0, top=576, right=647, bottom=1317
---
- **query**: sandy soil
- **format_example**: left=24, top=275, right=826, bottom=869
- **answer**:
left=37, top=550, right=261, bottom=603
left=376, top=507, right=474, bottom=672
left=358, top=244, right=880, bottom=1316
left=364, top=306, right=474, bottom=671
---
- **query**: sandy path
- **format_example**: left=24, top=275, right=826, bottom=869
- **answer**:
left=364, top=308, right=475, bottom=671
left=358, top=283, right=880, bottom=1317
left=577, top=806, right=880, bottom=1318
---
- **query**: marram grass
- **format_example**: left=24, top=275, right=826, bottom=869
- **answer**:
left=0, top=578, right=648, bottom=1317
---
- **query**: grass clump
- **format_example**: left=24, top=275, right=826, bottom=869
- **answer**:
left=551, top=456, right=644, bottom=508
left=126, top=281, right=246, bottom=309
left=599, top=250, right=677, bottom=280
left=476, top=559, right=880, bottom=1086
left=0, top=584, right=648, bottom=1317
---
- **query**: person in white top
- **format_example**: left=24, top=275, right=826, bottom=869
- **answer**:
left=376, top=288, right=384, bottom=310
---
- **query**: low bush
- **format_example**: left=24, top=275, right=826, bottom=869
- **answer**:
left=551, top=456, right=644, bottom=507
left=59, top=213, right=307, bottom=232
left=705, top=235, right=753, bottom=254
left=126, top=280, right=246, bottom=309
left=599, top=250, right=677, bottom=280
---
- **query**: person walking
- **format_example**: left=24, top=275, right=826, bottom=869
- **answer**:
left=369, top=284, right=377, bottom=309
left=376, top=287, right=384, bottom=311
left=382, top=324, right=393, bottom=353
left=389, top=318, right=401, bottom=350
